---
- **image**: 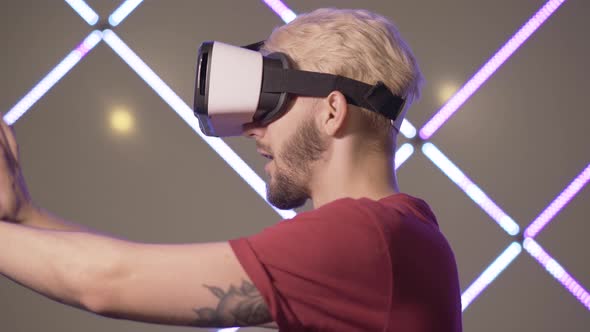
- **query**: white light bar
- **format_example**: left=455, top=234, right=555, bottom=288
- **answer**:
left=4, top=31, right=102, bottom=125
left=262, top=0, right=297, bottom=23
left=64, top=0, right=99, bottom=25
left=109, top=0, right=144, bottom=27
left=395, top=143, right=414, bottom=170
left=400, top=119, right=417, bottom=139
left=101, top=30, right=296, bottom=220
left=461, top=242, right=522, bottom=311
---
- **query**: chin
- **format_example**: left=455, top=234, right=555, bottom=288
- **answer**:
left=267, top=184, right=308, bottom=210
left=270, top=198, right=308, bottom=210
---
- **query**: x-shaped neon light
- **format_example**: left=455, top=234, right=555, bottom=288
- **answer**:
left=3, top=2, right=587, bottom=332
left=414, top=0, right=589, bottom=312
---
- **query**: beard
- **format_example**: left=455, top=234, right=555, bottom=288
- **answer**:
left=266, top=116, right=327, bottom=210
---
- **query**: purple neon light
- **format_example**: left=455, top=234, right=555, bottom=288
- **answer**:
left=525, top=163, right=590, bottom=238
left=524, top=238, right=590, bottom=310
left=262, top=0, right=297, bottom=23
left=419, top=0, right=567, bottom=139
left=4, top=31, right=102, bottom=125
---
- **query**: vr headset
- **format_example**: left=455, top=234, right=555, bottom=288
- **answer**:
left=193, top=40, right=406, bottom=137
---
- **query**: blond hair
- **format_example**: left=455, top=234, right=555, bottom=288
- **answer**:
left=262, top=8, right=424, bottom=153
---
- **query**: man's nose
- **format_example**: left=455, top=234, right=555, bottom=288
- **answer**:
left=242, top=121, right=266, bottom=138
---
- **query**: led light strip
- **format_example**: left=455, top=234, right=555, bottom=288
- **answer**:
left=109, top=0, right=144, bottom=27
left=461, top=242, right=522, bottom=311
left=422, top=143, right=520, bottom=235
left=523, top=238, right=590, bottom=310
left=416, top=0, right=589, bottom=313
left=4, top=31, right=102, bottom=125
left=419, top=0, right=567, bottom=139
left=101, top=30, right=296, bottom=220
left=521, top=163, right=590, bottom=310
left=400, top=120, right=417, bottom=139
left=64, top=0, right=99, bottom=25
left=525, top=163, right=590, bottom=238
left=395, top=143, right=414, bottom=170
left=262, top=0, right=297, bottom=23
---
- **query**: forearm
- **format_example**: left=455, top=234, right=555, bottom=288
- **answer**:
left=0, top=220, right=275, bottom=327
left=0, top=221, right=125, bottom=311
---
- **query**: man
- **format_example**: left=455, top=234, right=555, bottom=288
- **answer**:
left=0, top=8, right=462, bottom=332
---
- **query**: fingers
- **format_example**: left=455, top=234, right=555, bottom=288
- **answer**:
left=0, top=113, right=19, bottom=163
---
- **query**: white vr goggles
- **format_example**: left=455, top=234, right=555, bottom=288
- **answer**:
left=193, top=40, right=406, bottom=137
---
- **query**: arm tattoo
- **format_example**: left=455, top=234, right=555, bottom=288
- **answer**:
left=192, top=280, right=272, bottom=327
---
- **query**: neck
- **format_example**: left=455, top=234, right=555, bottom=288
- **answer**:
left=309, top=143, right=399, bottom=209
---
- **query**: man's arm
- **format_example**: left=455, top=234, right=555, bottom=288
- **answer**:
left=0, top=116, right=279, bottom=328
left=0, top=219, right=275, bottom=328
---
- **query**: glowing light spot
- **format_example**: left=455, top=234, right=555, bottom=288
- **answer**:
left=437, top=82, right=460, bottom=105
left=109, top=108, right=135, bottom=134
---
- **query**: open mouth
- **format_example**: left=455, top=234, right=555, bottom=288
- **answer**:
left=258, top=149, right=274, bottom=160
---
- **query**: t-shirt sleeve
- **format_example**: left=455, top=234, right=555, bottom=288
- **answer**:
left=229, top=198, right=391, bottom=331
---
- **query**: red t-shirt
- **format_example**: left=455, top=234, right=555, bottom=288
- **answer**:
left=229, top=193, right=462, bottom=331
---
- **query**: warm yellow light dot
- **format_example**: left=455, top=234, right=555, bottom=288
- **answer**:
left=109, top=108, right=134, bottom=134
left=438, top=82, right=460, bottom=105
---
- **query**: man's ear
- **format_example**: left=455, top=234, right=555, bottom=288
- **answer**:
left=319, top=91, right=349, bottom=137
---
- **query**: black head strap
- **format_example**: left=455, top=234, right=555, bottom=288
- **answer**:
left=262, top=66, right=406, bottom=121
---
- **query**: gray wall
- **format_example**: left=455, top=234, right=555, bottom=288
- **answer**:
left=0, top=0, right=588, bottom=331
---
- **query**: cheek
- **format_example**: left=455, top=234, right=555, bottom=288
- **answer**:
left=266, top=122, right=290, bottom=154
left=268, top=117, right=289, bottom=136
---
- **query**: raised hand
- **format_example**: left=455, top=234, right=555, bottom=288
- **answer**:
left=0, top=114, right=34, bottom=223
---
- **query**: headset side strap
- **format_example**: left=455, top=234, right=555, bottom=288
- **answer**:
left=262, top=67, right=405, bottom=121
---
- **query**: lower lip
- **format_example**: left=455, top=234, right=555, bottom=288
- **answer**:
left=265, top=160, right=272, bottom=173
